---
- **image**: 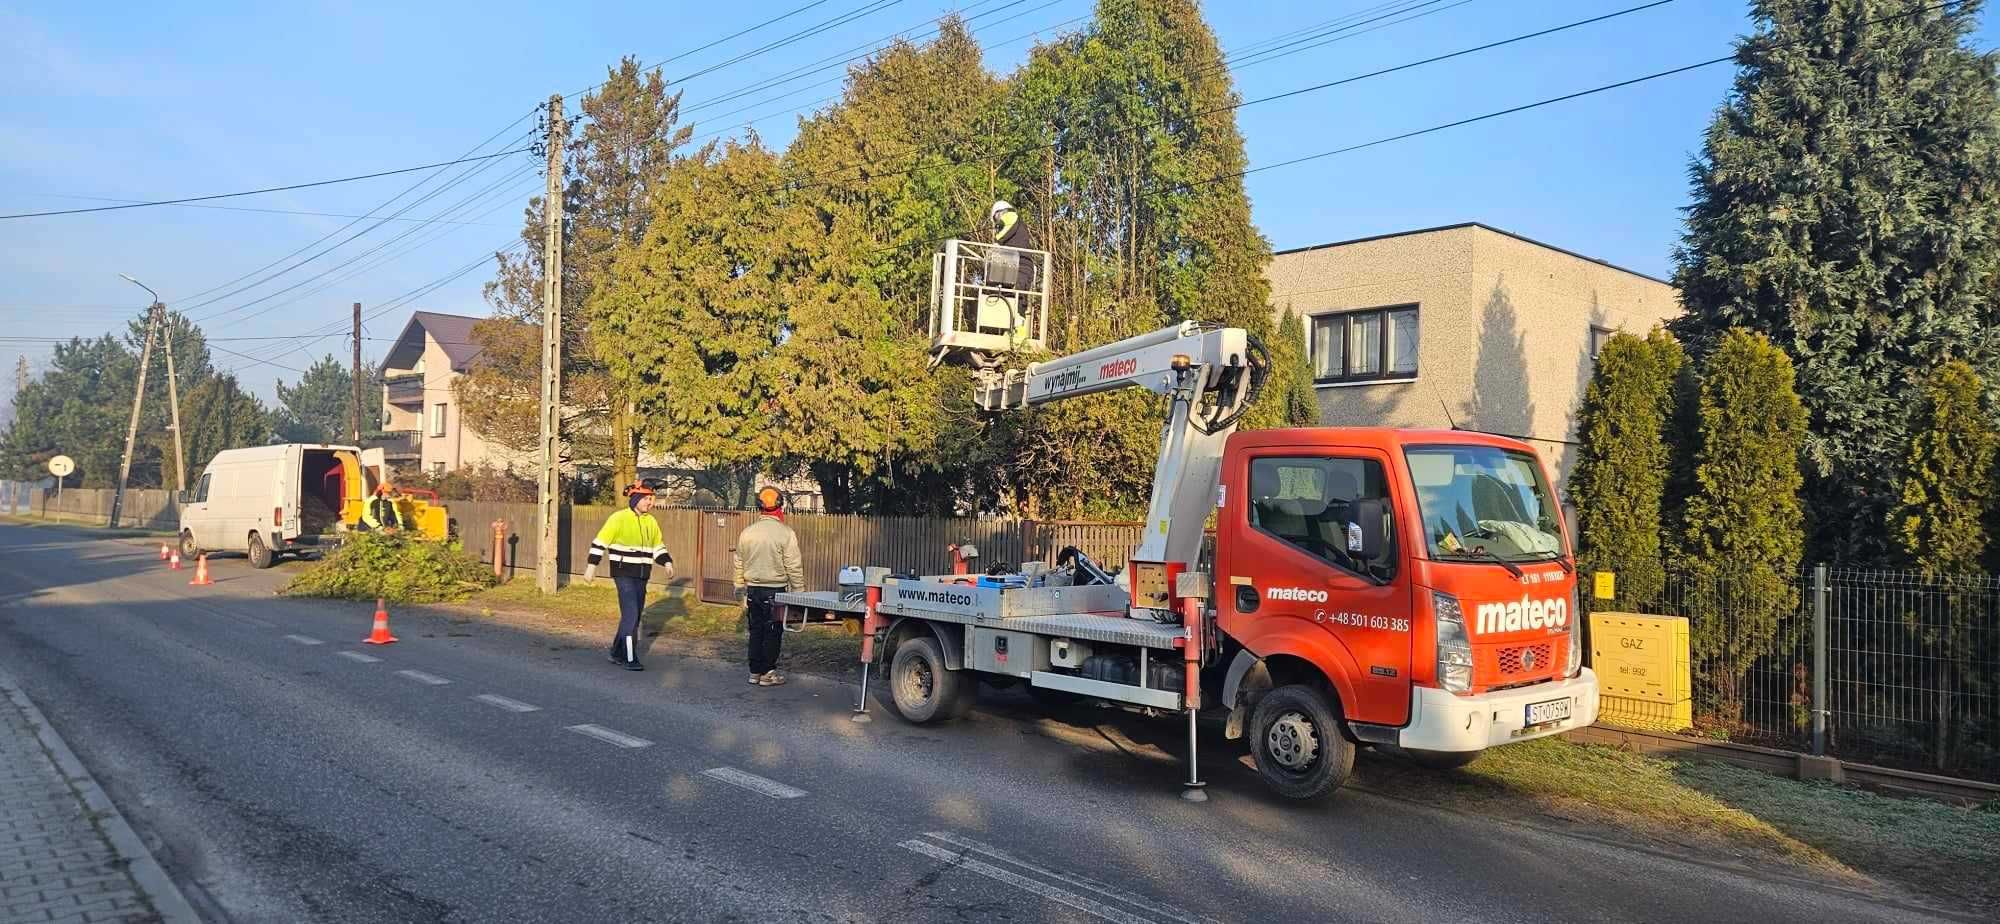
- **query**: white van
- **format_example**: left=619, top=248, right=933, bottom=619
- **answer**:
left=178, top=444, right=387, bottom=568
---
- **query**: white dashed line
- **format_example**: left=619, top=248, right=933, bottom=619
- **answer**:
left=396, top=669, right=451, bottom=686
left=283, top=634, right=324, bottom=646
left=336, top=651, right=382, bottom=663
left=901, top=839, right=1156, bottom=924
left=701, top=766, right=806, bottom=800
left=474, top=694, right=540, bottom=713
left=566, top=724, right=652, bottom=749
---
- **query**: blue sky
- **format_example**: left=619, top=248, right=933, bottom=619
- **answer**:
left=2, top=0, right=1995, bottom=401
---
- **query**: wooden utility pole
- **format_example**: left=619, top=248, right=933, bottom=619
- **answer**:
left=160, top=304, right=185, bottom=494
left=110, top=303, right=159, bottom=527
left=535, top=94, right=567, bottom=593
left=351, top=302, right=364, bottom=442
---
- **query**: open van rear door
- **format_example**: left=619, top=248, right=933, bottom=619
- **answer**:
left=360, top=448, right=387, bottom=492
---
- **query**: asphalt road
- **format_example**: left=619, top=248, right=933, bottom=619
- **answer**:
left=0, top=523, right=1967, bottom=924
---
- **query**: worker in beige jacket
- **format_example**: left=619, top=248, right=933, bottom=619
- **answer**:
left=733, top=487, right=805, bottom=686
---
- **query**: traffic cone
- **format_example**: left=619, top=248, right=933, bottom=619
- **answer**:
left=363, top=598, right=398, bottom=645
left=187, top=554, right=213, bottom=586
left=169, top=550, right=182, bottom=571
left=159, top=543, right=170, bottom=561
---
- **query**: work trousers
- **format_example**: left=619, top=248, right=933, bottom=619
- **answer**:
left=745, top=586, right=784, bottom=675
left=610, top=575, right=647, bottom=664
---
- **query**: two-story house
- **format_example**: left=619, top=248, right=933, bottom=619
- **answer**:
left=377, top=311, right=529, bottom=476
left=1266, top=222, right=1682, bottom=492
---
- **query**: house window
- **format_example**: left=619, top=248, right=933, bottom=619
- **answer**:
left=1589, top=325, right=1616, bottom=359
left=1310, top=305, right=1418, bottom=384
left=429, top=403, right=447, bottom=437
left=431, top=462, right=446, bottom=475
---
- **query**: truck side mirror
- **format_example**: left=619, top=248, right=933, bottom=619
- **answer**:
left=1350, top=498, right=1388, bottom=562
left=177, top=489, right=192, bottom=505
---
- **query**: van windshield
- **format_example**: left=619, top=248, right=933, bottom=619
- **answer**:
left=1404, top=445, right=1564, bottom=562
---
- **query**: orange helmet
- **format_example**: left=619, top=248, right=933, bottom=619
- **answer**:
left=755, top=486, right=783, bottom=512
left=625, top=482, right=655, bottom=497
left=375, top=483, right=393, bottom=496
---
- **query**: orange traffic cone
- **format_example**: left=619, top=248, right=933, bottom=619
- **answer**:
left=169, top=550, right=182, bottom=571
left=159, top=543, right=170, bottom=561
left=188, top=554, right=213, bottom=586
left=363, top=598, right=398, bottom=645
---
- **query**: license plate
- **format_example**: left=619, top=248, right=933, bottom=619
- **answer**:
left=1525, top=698, right=1572, bottom=726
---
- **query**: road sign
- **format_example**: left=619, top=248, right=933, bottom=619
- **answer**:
left=47, top=455, right=74, bottom=478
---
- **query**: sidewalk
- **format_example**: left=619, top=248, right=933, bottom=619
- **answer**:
left=0, top=669, right=199, bottom=924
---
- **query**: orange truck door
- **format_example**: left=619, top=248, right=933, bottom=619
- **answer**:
left=1219, top=448, right=1414, bottom=726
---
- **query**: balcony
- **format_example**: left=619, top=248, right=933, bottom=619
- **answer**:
left=361, top=430, right=421, bottom=460
left=384, top=373, right=425, bottom=406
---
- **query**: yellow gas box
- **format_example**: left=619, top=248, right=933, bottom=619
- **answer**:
left=1588, top=611, right=1692, bottom=733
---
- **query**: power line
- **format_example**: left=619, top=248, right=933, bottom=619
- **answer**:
left=568, top=0, right=842, bottom=99
left=13, top=195, right=507, bottom=227
left=0, top=147, right=532, bottom=220
left=772, top=0, right=1666, bottom=194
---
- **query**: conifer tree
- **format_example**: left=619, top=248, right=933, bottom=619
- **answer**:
left=1570, top=329, right=1684, bottom=606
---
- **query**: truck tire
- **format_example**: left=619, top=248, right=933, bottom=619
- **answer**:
left=1406, top=749, right=1480, bottom=771
left=1249, top=684, right=1355, bottom=800
left=247, top=532, right=274, bottom=569
left=179, top=530, right=201, bottom=560
left=887, top=636, right=967, bottom=724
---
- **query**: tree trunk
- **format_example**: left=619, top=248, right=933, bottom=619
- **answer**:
left=612, top=397, right=638, bottom=491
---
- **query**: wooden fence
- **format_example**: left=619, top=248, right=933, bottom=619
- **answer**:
left=0, top=481, right=178, bottom=531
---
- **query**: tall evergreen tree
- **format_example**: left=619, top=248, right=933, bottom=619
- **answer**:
left=466, top=57, right=693, bottom=484
left=1570, top=329, right=1685, bottom=606
left=1683, top=329, right=1808, bottom=716
left=1670, top=0, right=2000, bottom=563
left=994, top=0, right=1272, bottom=515
left=179, top=374, right=273, bottom=474
left=1265, top=307, right=1319, bottom=429
left=273, top=355, right=375, bottom=444
left=1, top=336, right=136, bottom=487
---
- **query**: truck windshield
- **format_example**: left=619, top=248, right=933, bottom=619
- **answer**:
left=1404, top=445, right=1564, bottom=563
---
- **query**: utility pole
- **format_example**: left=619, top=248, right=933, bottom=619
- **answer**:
left=110, top=303, right=159, bottom=528
left=536, top=94, right=567, bottom=594
left=351, top=302, right=364, bottom=442
left=160, top=305, right=185, bottom=494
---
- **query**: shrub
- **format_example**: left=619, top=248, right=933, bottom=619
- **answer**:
left=1570, top=328, right=1683, bottom=605
left=283, top=531, right=496, bottom=604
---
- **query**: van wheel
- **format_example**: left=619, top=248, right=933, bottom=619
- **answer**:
left=887, top=636, right=967, bottom=724
left=247, top=533, right=273, bottom=569
left=1249, top=684, right=1355, bottom=800
left=179, top=530, right=201, bottom=560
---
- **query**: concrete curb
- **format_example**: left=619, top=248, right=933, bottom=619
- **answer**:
left=0, top=667, right=203, bottom=924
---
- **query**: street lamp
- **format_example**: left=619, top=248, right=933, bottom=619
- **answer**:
left=109, top=274, right=186, bottom=530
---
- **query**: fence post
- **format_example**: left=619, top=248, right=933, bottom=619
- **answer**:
left=1811, top=563, right=1829, bottom=757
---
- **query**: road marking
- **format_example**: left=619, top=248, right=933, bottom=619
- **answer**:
left=396, top=669, right=451, bottom=686
left=921, top=832, right=1215, bottom=924
left=336, top=651, right=382, bottom=664
left=474, top=694, right=541, bottom=713
left=700, top=766, right=806, bottom=800
left=901, top=839, right=1157, bottom=924
left=283, top=634, right=325, bottom=646
left=567, top=724, right=652, bottom=749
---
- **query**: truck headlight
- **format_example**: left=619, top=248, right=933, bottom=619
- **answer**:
left=1434, top=591, right=1473, bottom=694
left=1566, top=591, right=1584, bottom=678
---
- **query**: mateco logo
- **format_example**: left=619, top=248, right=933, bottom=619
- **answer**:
left=1266, top=586, right=1329, bottom=603
left=1099, top=358, right=1139, bottom=379
left=1474, top=595, right=1570, bottom=634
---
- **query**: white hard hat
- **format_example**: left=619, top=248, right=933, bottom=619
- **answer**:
left=990, top=200, right=1014, bottom=218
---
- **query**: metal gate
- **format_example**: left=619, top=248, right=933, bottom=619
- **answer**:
left=699, top=511, right=754, bottom=603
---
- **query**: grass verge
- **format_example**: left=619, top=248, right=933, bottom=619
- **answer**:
left=463, top=579, right=861, bottom=672
left=1359, top=736, right=1998, bottom=914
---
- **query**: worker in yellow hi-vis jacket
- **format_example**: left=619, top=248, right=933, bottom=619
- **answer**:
left=584, top=483, right=673, bottom=671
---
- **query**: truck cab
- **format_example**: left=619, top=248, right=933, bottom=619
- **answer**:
left=1214, top=427, right=1598, bottom=796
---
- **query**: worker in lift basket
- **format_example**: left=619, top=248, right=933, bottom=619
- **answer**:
left=583, top=482, right=675, bottom=671
left=734, top=487, right=805, bottom=687
left=360, top=484, right=401, bottom=532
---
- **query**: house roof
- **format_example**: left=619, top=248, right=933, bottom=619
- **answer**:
left=1270, top=221, right=1673, bottom=287
left=381, top=311, right=491, bottom=372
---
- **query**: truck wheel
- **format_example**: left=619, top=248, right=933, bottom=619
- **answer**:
left=179, top=530, right=201, bottom=560
left=888, top=636, right=966, bottom=724
left=247, top=532, right=274, bottom=569
left=1406, top=749, right=1480, bottom=771
left=1249, top=685, right=1355, bottom=800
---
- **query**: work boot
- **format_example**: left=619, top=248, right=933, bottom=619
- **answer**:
left=758, top=671, right=785, bottom=687
left=623, top=660, right=645, bottom=672
left=748, top=673, right=763, bottom=685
